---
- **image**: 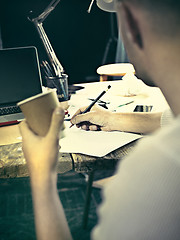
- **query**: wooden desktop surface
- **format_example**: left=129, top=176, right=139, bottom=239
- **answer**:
left=0, top=80, right=168, bottom=178
left=0, top=124, right=136, bottom=178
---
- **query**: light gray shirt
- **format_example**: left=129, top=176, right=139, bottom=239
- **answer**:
left=161, top=108, right=174, bottom=128
left=92, top=114, right=180, bottom=240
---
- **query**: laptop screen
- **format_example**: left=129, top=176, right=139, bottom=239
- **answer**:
left=0, top=46, right=42, bottom=106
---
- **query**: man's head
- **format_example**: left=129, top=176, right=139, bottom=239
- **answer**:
left=97, top=0, right=180, bottom=87
left=98, top=0, right=180, bottom=36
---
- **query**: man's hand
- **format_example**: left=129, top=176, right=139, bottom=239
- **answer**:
left=70, top=104, right=113, bottom=131
left=70, top=105, right=162, bottom=134
left=19, top=107, right=73, bottom=240
left=19, top=107, right=65, bottom=182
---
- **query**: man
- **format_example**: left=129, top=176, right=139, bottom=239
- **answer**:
left=19, top=0, right=180, bottom=239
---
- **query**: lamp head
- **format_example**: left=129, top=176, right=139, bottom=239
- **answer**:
left=96, top=0, right=115, bottom=12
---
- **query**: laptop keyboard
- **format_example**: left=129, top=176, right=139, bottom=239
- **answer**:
left=0, top=106, right=21, bottom=116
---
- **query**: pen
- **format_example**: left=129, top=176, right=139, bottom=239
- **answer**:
left=70, top=85, right=111, bottom=128
left=45, top=61, right=55, bottom=76
left=41, top=60, right=54, bottom=77
left=117, top=100, right=134, bottom=108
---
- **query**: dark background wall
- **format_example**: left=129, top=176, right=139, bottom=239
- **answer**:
left=0, top=0, right=118, bottom=85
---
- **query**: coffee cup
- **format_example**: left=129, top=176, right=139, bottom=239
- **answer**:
left=17, top=89, right=65, bottom=136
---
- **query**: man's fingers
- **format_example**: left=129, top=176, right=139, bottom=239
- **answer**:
left=71, top=107, right=87, bottom=120
left=81, top=124, right=89, bottom=131
left=71, top=112, right=93, bottom=125
left=78, top=123, right=101, bottom=131
left=71, top=104, right=99, bottom=121
left=48, top=107, right=65, bottom=140
left=19, top=120, right=35, bottom=140
left=89, top=125, right=99, bottom=131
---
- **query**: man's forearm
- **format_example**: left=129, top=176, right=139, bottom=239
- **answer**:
left=110, top=112, right=162, bottom=134
left=30, top=172, right=72, bottom=240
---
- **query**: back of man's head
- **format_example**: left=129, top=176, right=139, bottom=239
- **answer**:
left=116, top=0, right=180, bottom=36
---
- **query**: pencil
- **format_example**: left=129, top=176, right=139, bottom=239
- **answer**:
left=70, top=85, right=111, bottom=128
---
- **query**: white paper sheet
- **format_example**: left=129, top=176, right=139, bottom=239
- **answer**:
left=60, top=122, right=142, bottom=157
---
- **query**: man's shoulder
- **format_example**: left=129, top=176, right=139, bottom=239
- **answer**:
left=115, top=115, right=180, bottom=180
left=154, top=114, right=180, bottom=159
left=141, top=114, right=180, bottom=156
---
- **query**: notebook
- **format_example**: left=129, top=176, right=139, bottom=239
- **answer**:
left=0, top=46, right=42, bottom=124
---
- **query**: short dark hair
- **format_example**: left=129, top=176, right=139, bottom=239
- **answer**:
left=116, top=0, right=180, bottom=36
left=117, top=0, right=180, bottom=10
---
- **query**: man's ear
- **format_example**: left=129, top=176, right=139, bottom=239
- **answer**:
left=119, top=2, right=143, bottom=49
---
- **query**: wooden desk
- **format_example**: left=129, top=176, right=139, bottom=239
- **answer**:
left=71, top=141, right=136, bottom=228
left=0, top=119, right=137, bottom=229
left=0, top=79, right=168, bottom=178
left=0, top=138, right=136, bottom=178
left=72, top=141, right=135, bottom=173
left=0, top=142, right=72, bottom=178
left=0, top=114, right=137, bottom=179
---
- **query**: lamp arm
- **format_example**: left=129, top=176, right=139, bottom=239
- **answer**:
left=30, top=0, right=61, bottom=24
left=35, top=21, right=64, bottom=76
left=28, top=0, right=64, bottom=77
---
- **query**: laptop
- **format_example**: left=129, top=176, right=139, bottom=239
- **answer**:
left=0, top=46, right=42, bottom=124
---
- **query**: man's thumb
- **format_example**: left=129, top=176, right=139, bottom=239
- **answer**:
left=48, top=107, right=65, bottom=139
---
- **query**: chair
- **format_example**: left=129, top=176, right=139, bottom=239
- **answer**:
left=97, top=63, right=135, bottom=81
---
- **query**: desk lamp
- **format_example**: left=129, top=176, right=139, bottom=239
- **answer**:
left=28, top=0, right=68, bottom=102
left=88, top=0, right=115, bottom=13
